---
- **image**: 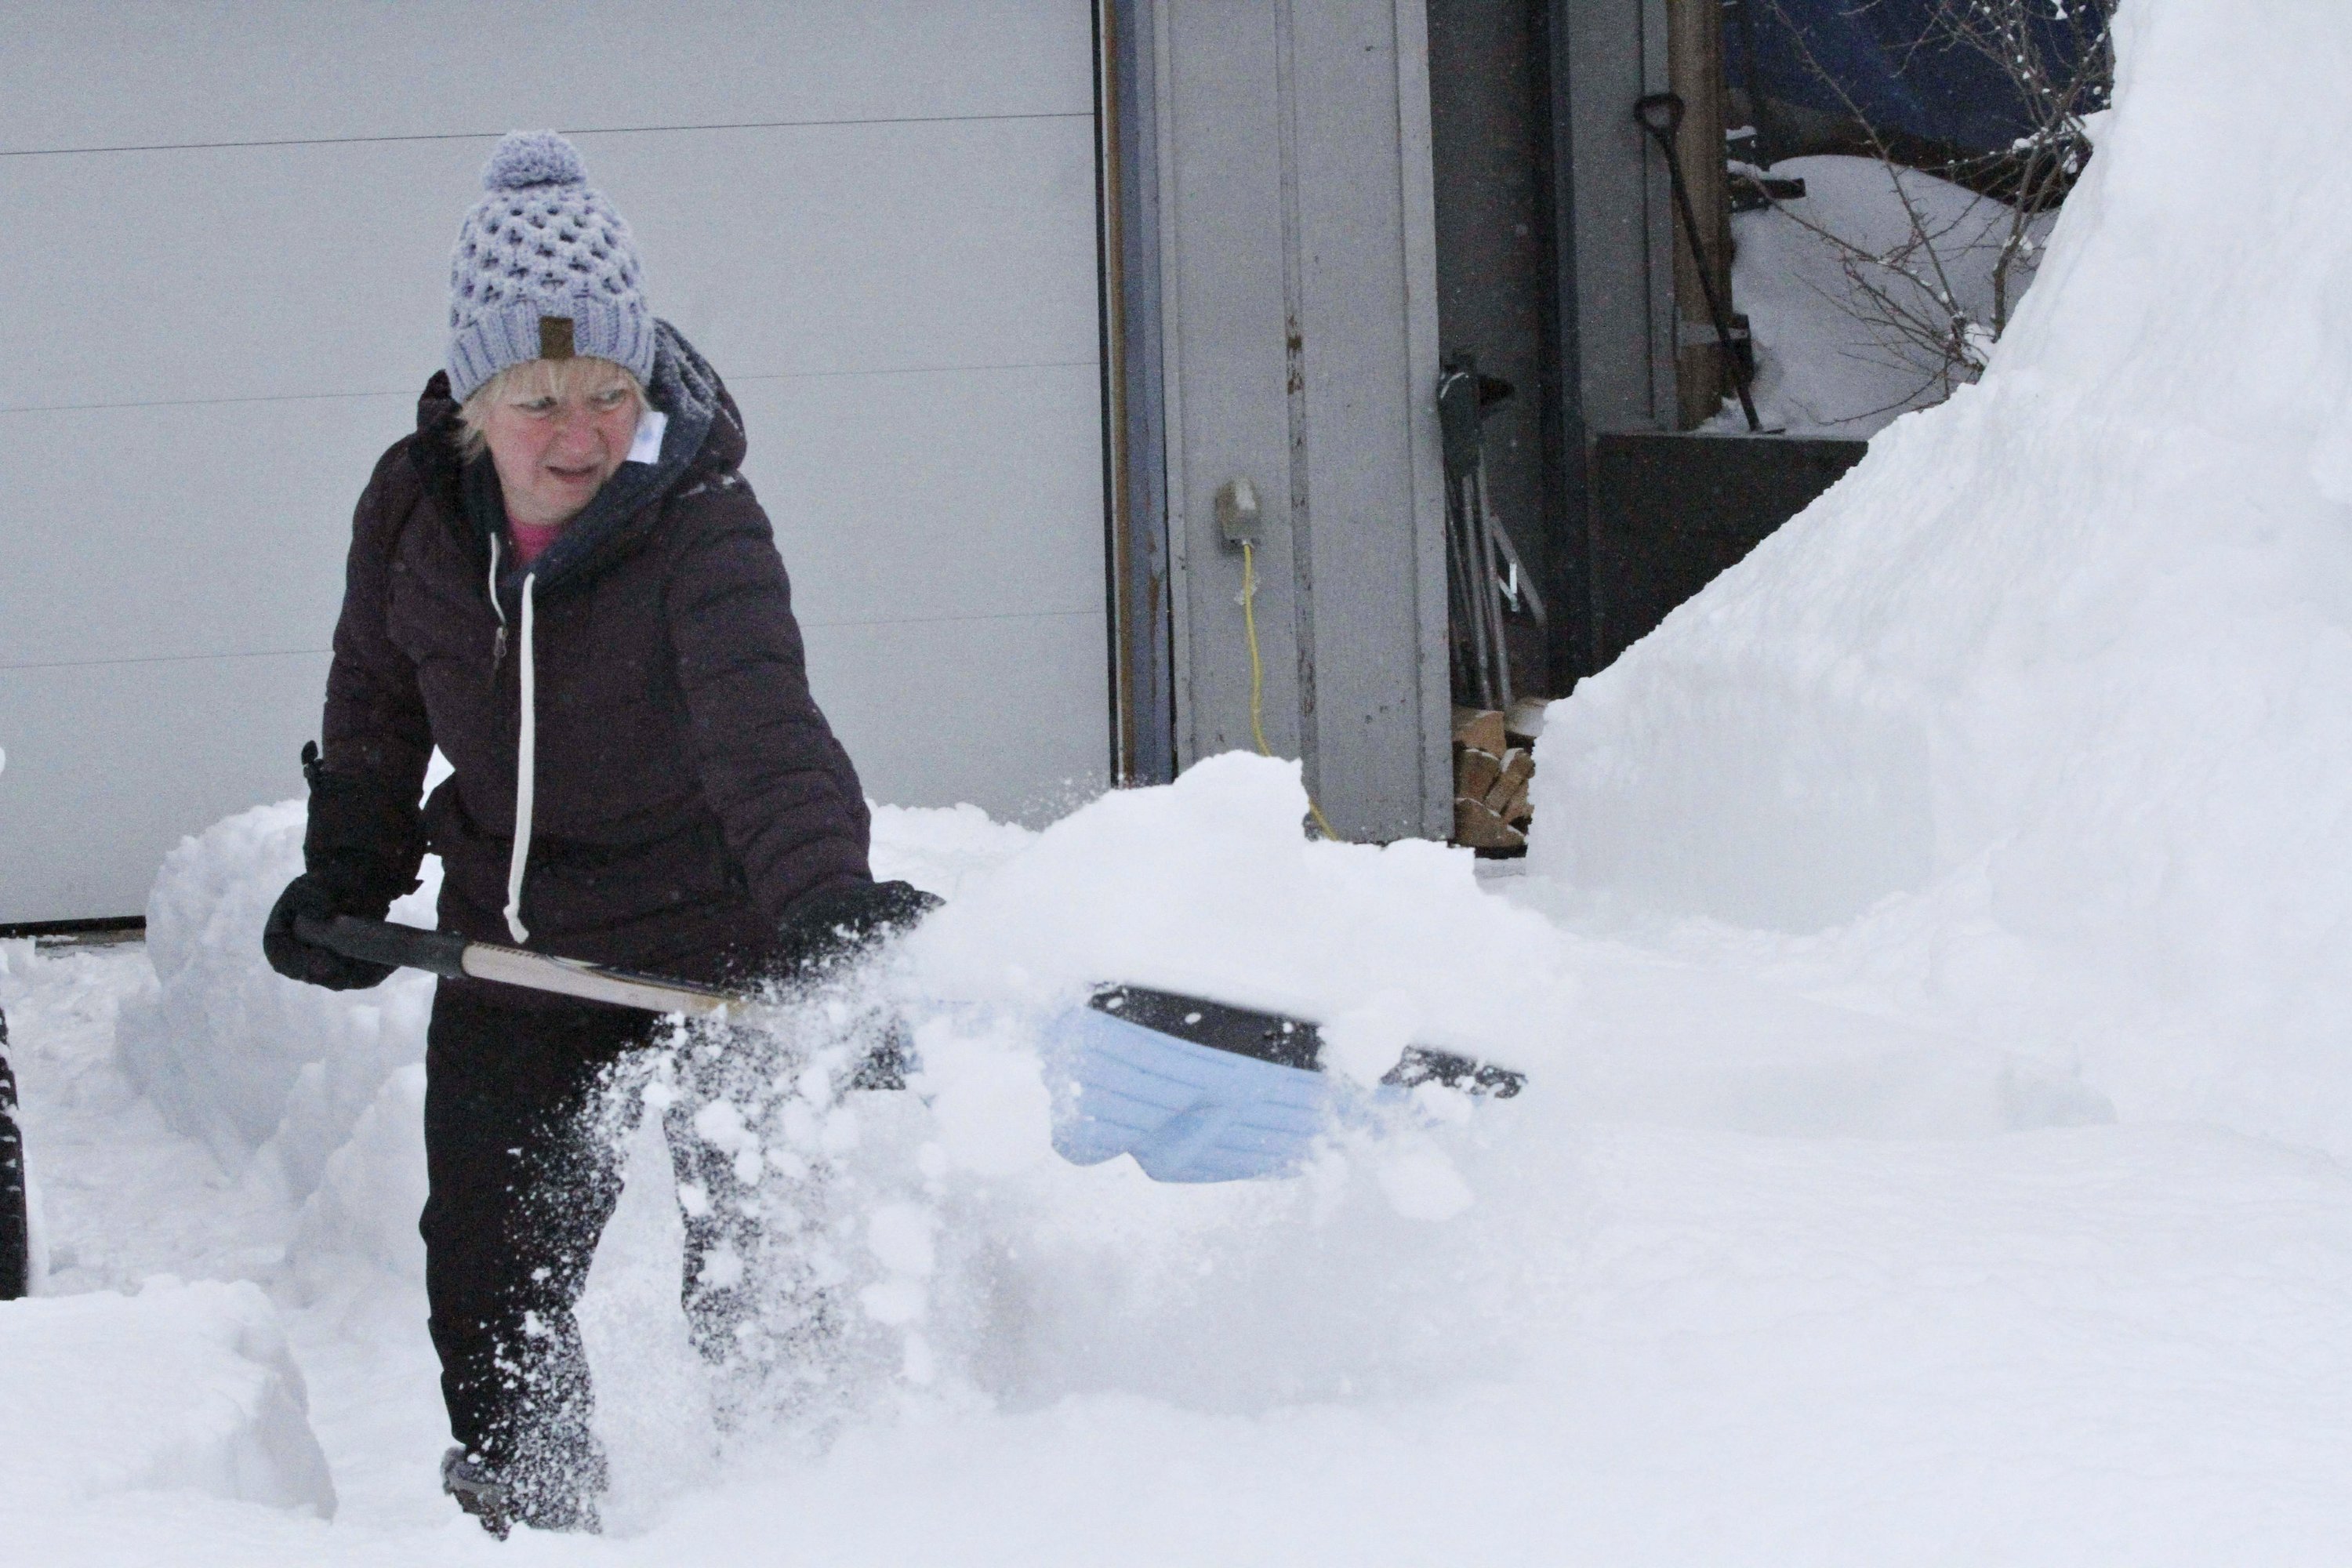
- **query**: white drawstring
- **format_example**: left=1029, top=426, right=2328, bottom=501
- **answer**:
left=503, top=572, right=537, bottom=943
left=486, top=533, right=506, bottom=627
left=485, top=533, right=510, bottom=665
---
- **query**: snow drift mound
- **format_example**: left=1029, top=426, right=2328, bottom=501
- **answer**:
left=1531, top=2, right=2352, bottom=1152
left=907, top=751, right=1575, bottom=1079
left=814, top=756, right=2098, bottom=1436
left=0, top=1278, right=334, bottom=1515
left=115, top=800, right=438, bottom=1197
left=109, top=793, right=1020, bottom=1210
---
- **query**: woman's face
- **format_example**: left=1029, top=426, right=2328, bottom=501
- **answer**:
left=481, top=365, right=641, bottom=528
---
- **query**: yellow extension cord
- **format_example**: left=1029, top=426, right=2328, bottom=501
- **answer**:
left=1240, top=539, right=1343, bottom=841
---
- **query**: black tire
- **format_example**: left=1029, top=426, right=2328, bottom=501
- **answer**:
left=0, top=1009, right=27, bottom=1301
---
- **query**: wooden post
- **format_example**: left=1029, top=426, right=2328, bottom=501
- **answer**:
left=1666, top=0, right=1733, bottom=429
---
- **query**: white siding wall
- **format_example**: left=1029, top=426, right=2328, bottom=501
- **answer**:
left=0, top=1, right=1108, bottom=924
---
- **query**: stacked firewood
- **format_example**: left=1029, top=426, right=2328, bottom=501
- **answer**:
left=1452, top=705, right=1541, bottom=850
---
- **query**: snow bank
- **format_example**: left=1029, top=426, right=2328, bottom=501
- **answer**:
left=285, top=1065, right=428, bottom=1291
left=115, top=800, right=437, bottom=1197
left=111, top=790, right=1020, bottom=1210
left=1532, top=2, right=2352, bottom=1152
left=0, top=1278, right=334, bottom=1515
left=107, top=793, right=1043, bottom=1294
left=831, top=760, right=2090, bottom=1432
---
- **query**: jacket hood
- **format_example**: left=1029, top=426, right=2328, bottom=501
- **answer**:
left=409, top=319, right=746, bottom=602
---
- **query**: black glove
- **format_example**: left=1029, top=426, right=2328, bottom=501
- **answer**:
left=261, top=742, right=426, bottom=991
left=263, top=872, right=401, bottom=990
left=771, top=879, right=942, bottom=982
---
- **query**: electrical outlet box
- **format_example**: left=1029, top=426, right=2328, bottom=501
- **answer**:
left=1215, top=477, right=1261, bottom=545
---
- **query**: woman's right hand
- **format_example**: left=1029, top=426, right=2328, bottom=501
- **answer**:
left=771, top=879, right=942, bottom=982
left=263, top=873, right=401, bottom=990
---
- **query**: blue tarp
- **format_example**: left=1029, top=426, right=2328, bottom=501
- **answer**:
left=1728, top=0, right=2094, bottom=158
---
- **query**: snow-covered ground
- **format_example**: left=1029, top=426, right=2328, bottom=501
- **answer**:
left=10, top=0, right=2352, bottom=1560
left=9, top=760, right=2352, bottom=1563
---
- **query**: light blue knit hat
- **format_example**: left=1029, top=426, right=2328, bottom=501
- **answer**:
left=445, top=131, right=655, bottom=404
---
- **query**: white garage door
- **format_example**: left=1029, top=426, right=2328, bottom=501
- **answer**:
left=0, top=1, right=1107, bottom=924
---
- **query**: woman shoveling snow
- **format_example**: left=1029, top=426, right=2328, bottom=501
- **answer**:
left=257, top=125, right=1524, bottom=1544
left=261, top=130, right=935, bottom=1537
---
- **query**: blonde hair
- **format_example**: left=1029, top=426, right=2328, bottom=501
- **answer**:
left=454, top=355, right=645, bottom=459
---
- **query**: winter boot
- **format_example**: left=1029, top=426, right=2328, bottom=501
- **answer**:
left=441, top=1447, right=517, bottom=1540
left=441, top=1443, right=604, bottom=1538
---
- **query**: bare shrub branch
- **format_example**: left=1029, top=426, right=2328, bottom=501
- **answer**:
left=1751, top=0, right=2116, bottom=402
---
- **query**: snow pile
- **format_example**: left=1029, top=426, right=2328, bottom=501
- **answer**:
left=115, top=800, right=438, bottom=1197
left=521, top=762, right=1584, bottom=1470
left=906, top=751, right=1576, bottom=1078
left=1533, top=2, right=2352, bottom=1152
left=652, top=756, right=2094, bottom=1463
left=0, top=1278, right=335, bottom=1516
left=869, top=800, right=1039, bottom=901
left=285, top=1065, right=428, bottom=1291
left=111, top=794, right=1014, bottom=1214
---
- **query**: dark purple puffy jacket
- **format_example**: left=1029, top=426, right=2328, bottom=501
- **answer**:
left=319, top=325, right=872, bottom=1003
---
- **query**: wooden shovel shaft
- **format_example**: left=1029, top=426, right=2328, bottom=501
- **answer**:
left=296, top=914, right=749, bottom=1017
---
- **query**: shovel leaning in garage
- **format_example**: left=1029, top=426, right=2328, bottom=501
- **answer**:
left=296, top=914, right=1524, bottom=1185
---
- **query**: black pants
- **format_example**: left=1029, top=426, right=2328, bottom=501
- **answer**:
left=419, top=986, right=815, bottom=1508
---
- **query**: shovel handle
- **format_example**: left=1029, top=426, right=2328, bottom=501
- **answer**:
left=295, top=913, right=469, bottom=978
left=296, top=920, right=1531, bottom=1099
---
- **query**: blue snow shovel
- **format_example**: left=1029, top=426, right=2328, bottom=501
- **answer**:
left=296, top=916, right=1524, bottom=1183
left=1046, top=987, right=1521, bottom=1181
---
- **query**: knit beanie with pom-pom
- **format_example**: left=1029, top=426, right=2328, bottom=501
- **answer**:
left=445, top=130, right=655, bottom=404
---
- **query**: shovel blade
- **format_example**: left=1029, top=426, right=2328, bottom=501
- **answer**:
left=1045, top=1003, right=1343, bottom=1183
